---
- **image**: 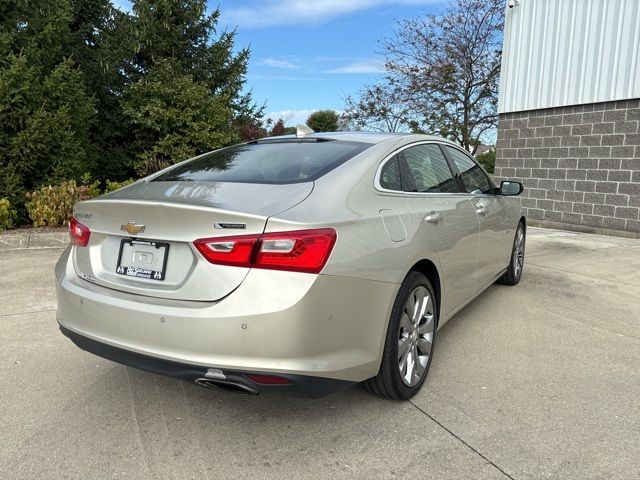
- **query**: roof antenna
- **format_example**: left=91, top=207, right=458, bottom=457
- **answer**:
left=296, top=124, right=314, bottom=138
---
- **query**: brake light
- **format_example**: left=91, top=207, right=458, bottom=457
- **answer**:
left=69, top=217, right=91, bottom=247
left=193, top=228, right=336, bottom=274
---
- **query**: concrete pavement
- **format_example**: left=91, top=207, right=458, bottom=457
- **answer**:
left=1, top=227, right=639, bottom=479
left=0, top=227, right=67, bottom=251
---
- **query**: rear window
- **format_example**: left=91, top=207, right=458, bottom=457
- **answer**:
left=152, top=140, right=371, bottom=184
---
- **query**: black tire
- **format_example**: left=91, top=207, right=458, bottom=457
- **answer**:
left=363, top=271, right=437, bottom=400
left=497, top=222, right=526, bottom=286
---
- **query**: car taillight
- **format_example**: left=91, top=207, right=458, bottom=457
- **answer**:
left=69, top=217, right=91, bottom=247
left=193, top=228, right=337, bottom=274
left=193, top=234, right=259, bottom=268
left=255, top=229, right=337, bottom=273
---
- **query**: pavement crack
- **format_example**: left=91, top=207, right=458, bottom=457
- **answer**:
left=408, top=400, right=517, bottom=480
left=526, top=263, right=640, bottom=288
left=0, top=307, right=56, bottom=318
left=527, top=301, right=640, bottom=344
left=0, top=246, right=66, bottom=252
left=525, top=244, right=634, bottom=259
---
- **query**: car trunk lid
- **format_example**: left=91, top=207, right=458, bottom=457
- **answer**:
left=71, top=181, right=313, bottom=301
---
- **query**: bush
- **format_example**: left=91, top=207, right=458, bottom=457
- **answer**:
left=25, top=181, right=82, bottom=227
left=0, top=198, right=17, bottom=231
left=105, top=179, right=135, bottom=193
left=23, top=176, right=138, bottom=228
left=78, top=173, right=101, bottom=200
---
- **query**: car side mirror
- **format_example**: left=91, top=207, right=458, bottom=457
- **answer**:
left=501, top=180, right=523, bottom=196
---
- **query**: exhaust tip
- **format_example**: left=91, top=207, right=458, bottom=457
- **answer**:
left=194, top=377, right=258, bottom=395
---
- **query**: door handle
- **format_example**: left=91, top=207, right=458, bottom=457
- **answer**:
left=475, top=205, right=488, bottom=216
left=425, top=212, right=443, bottom=224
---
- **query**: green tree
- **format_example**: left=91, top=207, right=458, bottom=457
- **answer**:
left=122, top=60, right=238, bottom=175
left=0, top=0, right=262, bottom=224
left=476, top=149, right=495, bottom=174
left=124, top=0, right=261, bottom=173
left=68, top=0, right=136, bottom=180
left=0, top=0, right=95, bottom=219
left=306, top=110, right=340, bottom=132
left=131, top=1, right=258, bottom=116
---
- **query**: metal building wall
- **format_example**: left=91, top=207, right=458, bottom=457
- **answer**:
left=499, top=0, right=640, bottom=114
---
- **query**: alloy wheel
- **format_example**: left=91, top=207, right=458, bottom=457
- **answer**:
left=513, top=226, right=525, bottom=279
left=398, top=286, right=435, bottom=387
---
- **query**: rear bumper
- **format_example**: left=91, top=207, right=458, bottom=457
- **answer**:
left=55, top=246, right=399, bottom=387
left=60, top=325, right=353, bottom=397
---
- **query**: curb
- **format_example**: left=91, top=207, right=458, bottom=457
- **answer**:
left=0, top=228, right=69, bottom=251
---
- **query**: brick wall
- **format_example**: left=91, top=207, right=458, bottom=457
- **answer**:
left=495, top=99, right=640, bottom=235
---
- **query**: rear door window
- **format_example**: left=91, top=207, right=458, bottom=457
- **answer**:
left=401, top=144, right=459, bottom=193
left=153, top=140, right=370, bottom=184
left=445, top=147, right=494, bottom=195
left=379, top=155, right=402, bottom=191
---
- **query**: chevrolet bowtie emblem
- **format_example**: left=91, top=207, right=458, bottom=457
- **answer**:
left=121, top=221, right=146, bottom=235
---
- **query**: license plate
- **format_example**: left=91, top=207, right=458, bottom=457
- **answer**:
left=116, top=239, right=169, bottom=281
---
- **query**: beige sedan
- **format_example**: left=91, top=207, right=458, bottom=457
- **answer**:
left=56, top=130, right=525, bottom=399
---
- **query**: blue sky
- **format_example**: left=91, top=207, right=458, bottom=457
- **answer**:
left=114, top=0, right=445, bottom=125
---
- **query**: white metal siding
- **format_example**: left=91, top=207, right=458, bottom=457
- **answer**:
left=498, top=0, right=640, bottom=113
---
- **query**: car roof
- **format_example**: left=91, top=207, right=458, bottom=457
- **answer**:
left=258, top=131, right=460, bottom=146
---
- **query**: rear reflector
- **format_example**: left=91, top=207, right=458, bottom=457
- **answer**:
left=69, top=217, right=91, bottom=247
left=194, top=228, right=336, bottom=274
left=246, top=374, right=292, bottom=385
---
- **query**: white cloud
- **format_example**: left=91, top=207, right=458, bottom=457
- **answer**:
left=260, top=58, right=299, bottom=69
left=224, top=0, right=442, bottom=29
left=112, top=0, right=132, bottom=12
left=265, top=109, right=317, bottom=125
left=249, top=74, right=321, bottom=82
left=325, top=59, right=385, bottom=74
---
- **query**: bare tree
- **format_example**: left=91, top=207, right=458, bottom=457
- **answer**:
left=385, top=0, right=504, bottom=153
left=342, top=81, right=412, bottom=132
left=280, top=111, right=295, bottom=126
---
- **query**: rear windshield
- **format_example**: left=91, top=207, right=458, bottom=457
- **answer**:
left=152, top=140, right=371, bottom=184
